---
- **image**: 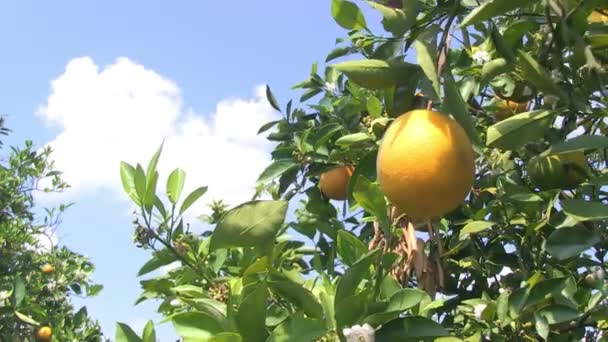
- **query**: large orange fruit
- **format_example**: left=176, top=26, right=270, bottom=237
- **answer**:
left=377, top=109, right=476, bottom=220
left=35, top=326, right=52, bottom=342
left=319, top=165, right=354, bottom=200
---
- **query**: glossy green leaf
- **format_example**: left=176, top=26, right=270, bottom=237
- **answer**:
left=364, top=289, right=426, bottom=326
left=442, top=72, right=481, bottom=145
left=526, top=277, right=566, bottom=308
left=587, top=34, right=608, bottom=49
left=236, top=283, right=268, bottom=342
left=337, top=230, right=368, bottom=266
left=268, top=274, right=324, bottom=319
left=142, top=321, right=156, bottom=342
left=415, top=39, right=440, bottom=97
left=13, top=278, right=25, bottom=307
left=209, top=200, right=288, bottom=251
left=137, top=251, right=178, bottom=276
left=459, top=221, right=495, bottom=240
left=332, top=59, right=419, bottom=89
left=460, top=0, right=533, bottom=27
left=171, top=312, right=224, bottom=340
left=549, top=135, right=608, bottom=154
left=539, top=304, right=580, bottom=325
left=266, top=85, right=281, bottom=112
left=179, top=186, right=208, bottom=215
left=367, top=95, right=383, bottom=118
left=486, top=110, right=553, bottom=150
left=562, top=199, right=608, bottom=221
left=115, top=322, right=143, bottom=342
left=210, top=333, right=242, bottom=342
left=257, top=160, right=299, bottom=185
left=14, top=311, right=39, bottom=326
left=120, top=161, right=140, bottom=204
left=534, top=312, right=549, bottom=341
left=376, top=316, right=449, bottom=341
left=352, top=176, right=390, bottom=233
left=517, top=50, right=565, bottom=99
left=166, top=168, right=186, bottom=205
left=326, top=46, right=357, bottom=62
left=481, top=58, right=511, bottom=83
left=267, top=317, right=327, bottom=342
left=367, top=1, right=417, bottom=36
left=335, top=249, right=379, bottom=303
left=257, top=120, right=280, bottom=135
left=335, top=132, right=372, bottom=146
left=331, top=0, right=367, bottom=31
left=546, top=226, right=601, bottom=260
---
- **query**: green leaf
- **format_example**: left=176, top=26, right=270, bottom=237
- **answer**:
left=143, top=170, right=158, bottom=211
left=366, top=95, right=383, bottom=118
left=171, top=312, right=224, bottom=340
left=549, top=135, right=608, bottom=154
left=337, top=230, right=368, bottom=266
left=587, top=33, right=608, bottom=49
left=14, top=311, right=39, bottom=326
left=268, top=274, right=324, bottom=319
left=210, top=333, right=243, bottom=342
left=331, top=0, right=367, bottom=31
left=209, top=200, right=288, bottom=251
left=526, top=277, right=566, bottom=308
left=257, top=160, right=299, bottom=185
left=459, top=221, right=495, bottom=240
left=562, top=199, right=608, bottom=221
left=257, top=120, right=280, bottom=135
left=115, top=322, right=143, bottom=342
left=312, top=123, right=342, bottom=150
left=266, top=85, right=281, bottom=112
left=481, top=58, right=512, bottom=83
left=326, top=46, right=357, bottom=62
left=166, top=168, right=186, bottom=205
left=539, top=304, right=580, bottom=325
left=335, top=249, right=379, bottom=304
left=236, top=283, right=268, bottom=342
left=179, top=186, right=208, bottom=215
left=267, top=317, right=327, bottom=342
left=13, top=278, right=25, bottom=307
left=516, top=50, right=565, bottom=99
left=376, top=316, right=449, bottom=341
left=534, top=312, right=549, bottom=341
left=134, top=164, right=147, bottom=200
left=367, top=1, right=416, bottom=36
left=146, top=142, right=164, bottom=183
left=335, top=132, right=372, bottom=146
left=137, top=251, right=178, bottom=276
left=364, top=289, right=427, bottom=326
left=415, top=39, right=440, bottom=98
left=332, top=59, right=420, bottom=89
left=352, top=176, right=390, bottom=233
left=459, top=0, right=533, bottom=27
left=486, top=110, right=553, bottom=150
left=142, top=321, right=156, bottom=342
left=120, top=162, right=140, bottom=204
left=546, top=226, right=601, bottom=260
left=442, top=72, right=481, bottom=145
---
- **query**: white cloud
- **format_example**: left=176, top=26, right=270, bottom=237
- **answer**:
left=34, top=56, right=281, bottom=217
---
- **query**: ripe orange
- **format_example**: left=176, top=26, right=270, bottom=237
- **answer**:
left=40, top=264, right=55, bottom=274
left=493, top=97, right=529, bottom=122
left=319, top=165, right=354, bottom=200
left=35, top=326, right=52, bottom=342
left=588, top=8, right=608, bottom=23
left=376, top=109, right=475, bottom=220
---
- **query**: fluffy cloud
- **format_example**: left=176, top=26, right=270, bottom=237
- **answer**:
left=35, top=56, right=280, bottom=216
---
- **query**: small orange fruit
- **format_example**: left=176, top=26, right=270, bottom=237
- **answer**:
left=35, top=326, right=52, bottom=342
left=40, top=264, right=55, bottom=274
left=377, top=109, right=475, bottom=220
left=588, top=8, right=608, bottom=24
left=319, top=165, right=354, bottom=200
left=493, top=97, right=528, bottom=122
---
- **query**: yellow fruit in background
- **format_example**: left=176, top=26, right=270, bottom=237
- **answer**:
left=40, top=264, right=55, bottom=274
left=528, top=151, right=589, bottom=190
left=588, top=8, right=608, bottom=23
left=319, top=165, right=354, bottom=200
left=376, top=109, right=476, bottom=220
left=35, top=326, right=52, bottom=342
left=493, top=97, right=529, bottom=122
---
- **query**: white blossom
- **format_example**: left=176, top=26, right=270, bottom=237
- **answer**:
left=325, top=81, right=338, bottom=96
left=472, top=49, right=491, bottom=65
left=170, top=298, right=182, bottom=307
left=343, top=323, right=375, bottom=342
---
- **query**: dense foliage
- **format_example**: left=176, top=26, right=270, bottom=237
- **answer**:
left=116, top=0, right=608, bottom=341
left=0, top=117, right=105, bottom=342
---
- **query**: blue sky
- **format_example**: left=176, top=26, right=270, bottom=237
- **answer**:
left=0, top=1, right=387, bottom=339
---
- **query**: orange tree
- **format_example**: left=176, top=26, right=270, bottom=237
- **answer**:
left=0, top=117, right=105, bottom=341
left=117, top=0, right=608, bottom=341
